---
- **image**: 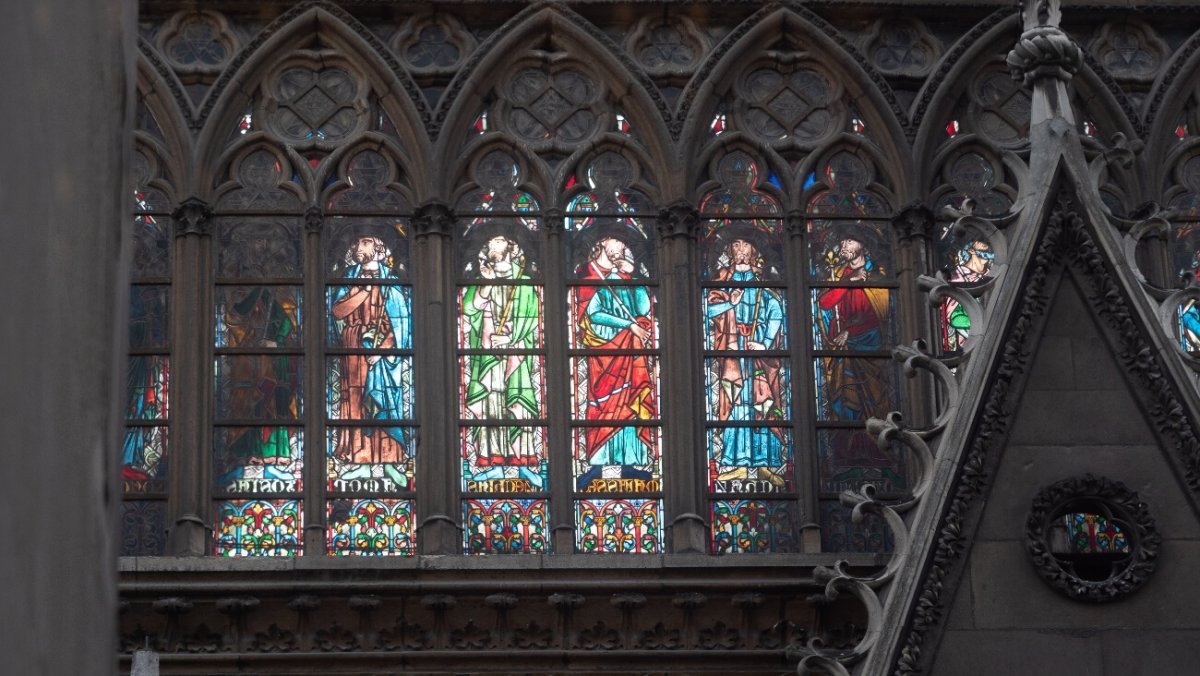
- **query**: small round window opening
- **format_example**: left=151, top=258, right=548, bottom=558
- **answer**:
left=1025, top=475, right=1159, bottom=602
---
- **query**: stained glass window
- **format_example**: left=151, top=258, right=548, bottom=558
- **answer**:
left=457, top=151, right=549, bottom=554
left=700, top=152, right=796, bottom=554
left=212, top=210, right=305, bottom=556
left=567, top=152, right=663, bottom=553
left=806, top=151, right=903, bottom=553
left=208, top=139, right=417, bottom=556
left=1168, top=156, right=1200, bottom=353
left=123, top=144, right=172, bottom=556
left=324, top=149, right=416, bottom=555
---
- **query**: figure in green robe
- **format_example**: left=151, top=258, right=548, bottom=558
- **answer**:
left=462, top=235, right=543, bottom=486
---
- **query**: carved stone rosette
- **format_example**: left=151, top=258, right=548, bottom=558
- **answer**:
left=1024, top=475, right=1160, bottom=602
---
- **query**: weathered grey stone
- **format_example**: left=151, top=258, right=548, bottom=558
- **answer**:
left=932, top=630, right=1102, bottom=676
left=1024, top=335, right=1078, bottom=391
left=1099, top=630, right=1200, bottom=676
left=969, top=541, right=1200, bottom=630
left=0, top=2, right=130, bottom=675
left=978, top=445, right=1200, bottom=541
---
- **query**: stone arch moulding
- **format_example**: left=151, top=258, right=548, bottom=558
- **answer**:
left=135, top=56, right=195, bottom=201
left=1143, top=24, right=1200, bottom=194
left=909, top=10, right=1018, bottom=172
left=448, top=140, right=548, bottom=213
left=555, top=143, right=664, bottom=213
left=689, top=135, right=790, bottom=207
left=192, top=2, right=432, bottom=202
left=431, top=4, right=674, bottom=202
left=676, top=6, right=912, bottom=200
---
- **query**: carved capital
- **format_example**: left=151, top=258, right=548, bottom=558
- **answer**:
left=656, top=201, right=700, bottom=240
left=411, top=201, right=454, bottom=239
left=891, top=202, right=935, bottom=241
left=784, top=209, right=805, bottom=238
left=171, top=197, right=212, bottom=238
left=215, top=597, right=261, bottom=615
left=304, top=206, right=324, bottom=234
left=543, top=208, right=565, bottom=236
left=1008, top=1, right=1081, bottom=86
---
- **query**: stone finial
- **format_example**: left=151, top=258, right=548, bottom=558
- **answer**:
left=1007, top=0, right=1081, bottom=86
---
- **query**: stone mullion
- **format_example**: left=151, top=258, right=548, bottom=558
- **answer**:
left=892, top=203, right=936, bottom=429
left=166, top=198, right=215, bottom=556
left=302, top=208, right=326, bottom=555
left=657, top=203, right=706, bottom=553
left=543, top=211, right=574, bottom=554
left=412, top=202, right=460, bottom=554
left=785, top=210, right=820, bottom=553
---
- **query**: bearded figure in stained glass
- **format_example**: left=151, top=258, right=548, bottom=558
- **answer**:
left=706, top=238, right=786, bottom=482
left=942, top=239, right=992, bottom=351
left=462, top=236, right=543, bottom=486
left=1177, top=238, right=1200, bottom=352
left=815, top=234, right=890, bottom=420
left=222, top=286, right=300, bottom=475
left=329, top=235, right=411, bottom=484
left=577, top=236, right=656, bottom=466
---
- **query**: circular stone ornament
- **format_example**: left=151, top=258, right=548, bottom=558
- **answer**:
left=1025, top=475, right=1159, bottom=602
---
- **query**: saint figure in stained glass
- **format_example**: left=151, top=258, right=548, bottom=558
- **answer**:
left=219, top=288, right=299, bottom=475
left=577, top=236, right=656, bottom=465
left=329, top=235, right=411, bottom=479
left=706, top=238, right=786, bottom=477
left=815, top=232, right=890, bottom=420
left=942, top=238, right=993, bottom=351
left=462, top=236, right=543, bottom=486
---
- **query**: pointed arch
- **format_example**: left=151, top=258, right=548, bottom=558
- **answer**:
left=689, top=134, right=789, bottom=208
left=1144, top=26, right=1200, bottom=193
left=194, top=2, right=431, bottom=202
left=135, top=48, right=196, bottom=204
left=431, top=4, right=673, bottom=203
left=448, top=138, right=549, bottom=214
left=676, top=7, right=913, bottom=206
left=910, top=9, right=1016, bottom=156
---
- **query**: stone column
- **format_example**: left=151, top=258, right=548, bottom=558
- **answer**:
left=411, top=201, right=460, bottom=553
left=657, top=202, right=707, bottom=553
left=0, top=2, right=132, bottom=674
left=167, top=198, right=215, bottom=556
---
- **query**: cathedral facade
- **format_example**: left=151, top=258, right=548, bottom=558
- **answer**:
left=6, top=1, right=1200, bottom=674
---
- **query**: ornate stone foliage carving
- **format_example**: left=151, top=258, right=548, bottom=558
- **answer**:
left=1089, top=19, right=1167, bottom=84
left=393, top=12, right=475, bottom=76
left=157, top=10, right=236, bottom=75
left=863, top=18, right=941, bottom=79
left=626, top=15, right=707, bottom=77
left=120, top=585, right=823, bottom=666
left=1025, top=475, right=1159, bottom=602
